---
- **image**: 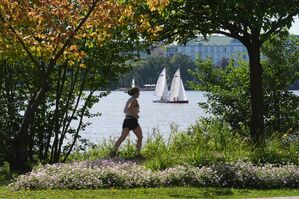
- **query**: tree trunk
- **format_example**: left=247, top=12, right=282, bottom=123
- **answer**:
left=247, top=43, right=265, bottom=145
left=7, top=137, right=31, bottom=173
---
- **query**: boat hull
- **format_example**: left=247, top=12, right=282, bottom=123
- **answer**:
left=153, top=100, right=170, bottom=103
left=153, top=100, right=188, bottom=104
left=168, top=100, right=188, bottom=104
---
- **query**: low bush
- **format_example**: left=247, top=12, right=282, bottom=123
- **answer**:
left=9, top=160, right=299, bottom=190
left=0, top=162, right=11, bottom=181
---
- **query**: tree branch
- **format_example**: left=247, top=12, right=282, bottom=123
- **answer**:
left=0, top=15, right=40, bottom=68
left=48, top=0, right=101, bottom=74
left=261, top=14, right=296, bottom=42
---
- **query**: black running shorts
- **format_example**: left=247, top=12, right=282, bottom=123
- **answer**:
left=122, top=117, right=139, bottom=130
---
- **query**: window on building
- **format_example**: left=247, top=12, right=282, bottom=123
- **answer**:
left=191, top=46, right=195, bottom=53
left=204, top=47, right=208, bottom=53
left=212, top=46, right=214, bottom=53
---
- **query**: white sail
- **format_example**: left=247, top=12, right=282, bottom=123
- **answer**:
left=169, top=68, right=188, bottom=102
left=169, top=68, right=181, bottom=101
left=155, top=67, right=169, bottom=100
left=131, top=78, right=135, bottom=88
left=178, top=79, right=188, bottom=101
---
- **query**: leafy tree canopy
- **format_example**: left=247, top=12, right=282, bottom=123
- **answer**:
left=131, top=0, right=299, bottom=145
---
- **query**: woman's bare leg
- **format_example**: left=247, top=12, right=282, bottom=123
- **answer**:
left=114, top=128, right=130, bottom=152
left=133, top=126, right=143, bottom=154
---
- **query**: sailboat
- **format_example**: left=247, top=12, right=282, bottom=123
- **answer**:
left=153, top=67, right=188, bottom=103
left=168, top=68, right=188, bottom=103
left=153, top=67, right=169, bottom=103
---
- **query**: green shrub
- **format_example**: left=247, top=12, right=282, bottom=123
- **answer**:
left=67, top=138, right=115, bottom=162
left=9, top=160, right=299, bottom=190
left=250, top=132, right=299, bottom=165
left=0, top=162, right=11, bottom=181
left=118, top=137, right=139, bottom=159
left=140, top=119, right=250, bottom=169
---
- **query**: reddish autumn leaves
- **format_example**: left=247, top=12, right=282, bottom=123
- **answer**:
left=0, top=0, right=135, bottom=66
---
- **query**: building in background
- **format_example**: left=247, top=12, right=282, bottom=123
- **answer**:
left=137, top=42, right=166, bottom=59
left=165, top=35, right=248, bottom=65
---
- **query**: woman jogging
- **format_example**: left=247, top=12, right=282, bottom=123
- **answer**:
left=111, top=87, right=143, bottom=157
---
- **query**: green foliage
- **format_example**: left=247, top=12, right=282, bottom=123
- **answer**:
left=189, top=35, right=299, bottom=136
left=68, top=119, right=247, bottom=168
left=67, top=139, right=115, bottom=162
left=118, top=138, right=139, bottom=158
left=68, top=118, right=298, bottom=170
left=189, top=57, right=250, bottom=133
left=143, top=120, right=249, bottom=170
left=143, top=129, right=176, bottom=170
left=143, top=0, right=298, bottom=44
left=0, top=140, right=5, bottom=167
left=0, top=162, right=11, bottom=181
left=250, top=132, right=299, bottom=165
left=189, top=119, right=250, bottom=166
left=261, top=35, right=299, bottom=133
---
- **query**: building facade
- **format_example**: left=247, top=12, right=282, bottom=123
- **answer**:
left=165, top=36, right=248, bottom=65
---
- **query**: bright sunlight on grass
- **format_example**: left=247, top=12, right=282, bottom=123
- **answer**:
left=1, top=186, right=299, bottom=199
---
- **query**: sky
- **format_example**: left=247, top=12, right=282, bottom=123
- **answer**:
left=289, top=17, right=299, bottom=35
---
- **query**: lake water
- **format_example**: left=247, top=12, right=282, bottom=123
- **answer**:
left=81, top=91, right=208, bottom=143
left=81, top=90, right=299, bottom=144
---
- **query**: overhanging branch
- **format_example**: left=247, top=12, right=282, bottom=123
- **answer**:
left=48, top=0, right=102, bottom=73
left=0, top=14, right=40, bottom=68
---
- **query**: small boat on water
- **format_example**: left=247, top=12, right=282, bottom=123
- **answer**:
left=142, top=84, right=156, bottom=91
left=168, top=68, right=188, bottom=103
left=153, top=67, right=188, bottom=103
left=131, top=78, right=136, bottom=88
left=153, top=67, right=169, bottom=103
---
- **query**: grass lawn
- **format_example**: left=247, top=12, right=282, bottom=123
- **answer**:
left=1, top=185, right=299, bottom=199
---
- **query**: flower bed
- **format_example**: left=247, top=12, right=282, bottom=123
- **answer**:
left=9, top=159, right=299, bottom=190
